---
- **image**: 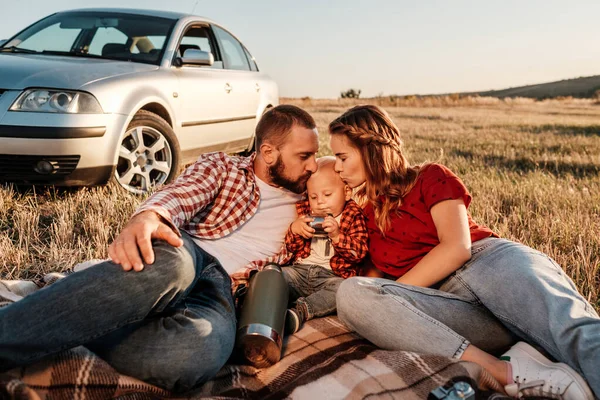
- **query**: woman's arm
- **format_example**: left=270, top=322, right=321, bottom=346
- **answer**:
left=395, top=199, right=472, bottom=287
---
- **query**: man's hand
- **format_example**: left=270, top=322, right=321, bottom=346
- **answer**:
left=108, top=211, right=183, bottom=272
left=290, top=215, right=315, bottom=239
left=322, top=215, right=340, bottom=243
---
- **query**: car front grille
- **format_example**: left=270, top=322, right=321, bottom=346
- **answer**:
left=0, top=154, right=80, bottom=180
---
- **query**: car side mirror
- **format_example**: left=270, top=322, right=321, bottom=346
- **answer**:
left=175, top=49, right=214, bottom=67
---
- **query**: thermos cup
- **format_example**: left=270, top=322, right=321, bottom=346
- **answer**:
left=236, top=263, right=289, bottom=368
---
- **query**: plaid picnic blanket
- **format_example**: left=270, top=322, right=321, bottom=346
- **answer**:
left=0, top=274, right=504, bottom=400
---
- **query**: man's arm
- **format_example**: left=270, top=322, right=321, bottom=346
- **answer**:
left=133, top=154, right=225, bottom=230
left=108, top=210, right=183, bottom=271
left=109, top=154, right=226, bottom=271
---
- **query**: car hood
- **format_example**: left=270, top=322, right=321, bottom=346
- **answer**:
left=0, top=53, right=158, bottom=90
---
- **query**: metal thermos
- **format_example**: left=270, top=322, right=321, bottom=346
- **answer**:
left=236, top=264, right=289, bottom=368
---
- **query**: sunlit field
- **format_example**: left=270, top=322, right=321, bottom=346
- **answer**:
left=2, top=96, right=599, bottom=309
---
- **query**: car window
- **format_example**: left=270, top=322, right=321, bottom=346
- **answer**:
left=88, top=27, right=128, bottom=55
left=147, top=36, right=166, bottom=49
left=244, top=47, right=259, bottom=72
left=177, top=26, right=223, bottom=69
left=3, top=12, right=176, bottom=65
left=180, top=27, right=213, bottom=54
left=213, top=25, right=250, bottom=71
left=16, top=22, right=81, bottom=52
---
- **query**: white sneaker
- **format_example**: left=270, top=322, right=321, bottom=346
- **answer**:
left=502, top=342, right=594, bottom=399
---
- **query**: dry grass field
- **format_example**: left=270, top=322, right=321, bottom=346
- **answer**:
left=1, top=96, right=599, bottom=310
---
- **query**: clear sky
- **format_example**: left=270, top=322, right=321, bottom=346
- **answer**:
left=2, top=0, right=599, bottom=98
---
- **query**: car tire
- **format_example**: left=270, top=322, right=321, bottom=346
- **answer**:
left=239, top=106, right=271, bottom=157
left=113, top=110, right=180, bottom=194
left=239, top=138, right=255, bottom=157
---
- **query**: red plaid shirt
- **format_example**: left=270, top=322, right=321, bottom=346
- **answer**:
left=134, top=152, right=295, bottom=291
left=284, top=199, right=368, bottom=278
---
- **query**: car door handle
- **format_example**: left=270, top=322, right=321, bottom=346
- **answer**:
left=224, top=83, right=232, bottom=93
left=255, top=83, right=261, bottom=92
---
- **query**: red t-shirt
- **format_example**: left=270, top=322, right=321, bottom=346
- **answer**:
left=364, top=164, right=497, bottom=278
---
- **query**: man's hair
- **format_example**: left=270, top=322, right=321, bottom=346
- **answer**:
left=255, top=105, right=316, bottom=149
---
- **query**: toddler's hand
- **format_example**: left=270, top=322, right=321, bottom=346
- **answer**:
left=323, top=215, right=340, bottom=243
left=291, top=215, right=315, bottom=239
left=363, top=265, right=385, bottom=278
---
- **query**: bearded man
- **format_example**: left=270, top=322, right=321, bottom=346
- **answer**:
left=0, top=105, right=319, bottom=393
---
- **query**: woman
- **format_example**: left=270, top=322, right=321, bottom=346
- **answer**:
left=329, top=105, right=598, bottom=399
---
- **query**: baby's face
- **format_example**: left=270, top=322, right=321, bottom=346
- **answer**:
left=306, top=171, right=350, bottom=217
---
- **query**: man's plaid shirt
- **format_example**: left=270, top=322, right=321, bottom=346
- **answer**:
left=135, top=152, right=295, bottom=291
left=284, top=199, right=368, bottom=278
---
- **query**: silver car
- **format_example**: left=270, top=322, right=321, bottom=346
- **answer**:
left=0, top=8, right=278, bottom=193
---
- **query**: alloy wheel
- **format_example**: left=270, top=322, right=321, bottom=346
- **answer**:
left=115, top=125, right=173, bottom=194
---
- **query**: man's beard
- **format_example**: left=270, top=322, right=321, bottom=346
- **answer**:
left=268, top=156, right=311, bottom=194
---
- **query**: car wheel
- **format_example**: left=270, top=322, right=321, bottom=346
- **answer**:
left=114, top=110, right=180, bottom=194
left=239, top=138, right=255, bottom=157
left=239, top=106, right=271, bottom=157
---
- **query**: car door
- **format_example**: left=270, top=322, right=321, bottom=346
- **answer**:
left=211, top=25, right=261, bottom=146
left=173, top=24, right=247, bottom=162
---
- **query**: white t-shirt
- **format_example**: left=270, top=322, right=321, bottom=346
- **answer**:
left=193, top=177, right=302, bottom=275
left=295, top=214, right=342, bottom=269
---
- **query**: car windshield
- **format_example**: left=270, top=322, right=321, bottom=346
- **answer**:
left=0, top=11, right=177, bottom=65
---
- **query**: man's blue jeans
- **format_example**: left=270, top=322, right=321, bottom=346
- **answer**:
left=0, top=231, right=236, bottom=393
left=336, top=237, right=600, bottom=398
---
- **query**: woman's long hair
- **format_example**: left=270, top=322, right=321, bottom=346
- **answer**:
left=329, top=105, right=421, bottom=233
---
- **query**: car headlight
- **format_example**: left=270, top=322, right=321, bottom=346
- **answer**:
left=10, top=89, right=103, bottom=113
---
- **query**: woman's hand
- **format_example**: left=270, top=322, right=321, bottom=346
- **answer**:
left=290, top=215, right=315, bottom=239
left=323, top=215, right=341, bottom=243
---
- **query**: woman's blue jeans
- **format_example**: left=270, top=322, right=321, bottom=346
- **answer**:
left=0, top=231, right=236, bottom=393
left=337, top=237, right=600, bottom=398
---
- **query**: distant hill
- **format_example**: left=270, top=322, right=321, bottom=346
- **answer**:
left=471, top=75, right=600, bottom=99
